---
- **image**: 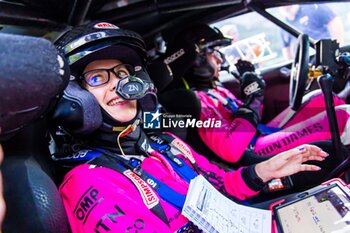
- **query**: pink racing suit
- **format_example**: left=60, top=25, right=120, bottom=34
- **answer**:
left=197, top=87, right=350, bottom=162
left=59, top=133, right=259, bottom=233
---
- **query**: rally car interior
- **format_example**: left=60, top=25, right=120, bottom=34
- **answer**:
left=1, top=0, right=350, bottom=232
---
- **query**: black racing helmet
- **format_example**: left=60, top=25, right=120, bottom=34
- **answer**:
left=56, top=22, right=147, bottom=76
left=180, top=24, right=232, bottom=52
left=53, top=22, right=157, bottom=135
left=164, top=24, right=232, bottom=84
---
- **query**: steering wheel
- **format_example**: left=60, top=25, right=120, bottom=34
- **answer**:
left=289, top=34, right=309, bottom=111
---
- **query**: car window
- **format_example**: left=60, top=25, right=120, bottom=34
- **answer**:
left=211, top=12, right=288, bottom=71
left=268, top=3, right=350, bottom=45
left=267, top=3, right=349, bottom=60
left=212, top=2, right=350, bottom=71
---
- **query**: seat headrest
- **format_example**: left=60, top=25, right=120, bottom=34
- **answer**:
left=0, top=33, right=70, bottom=141
left=158, top=89, right=201, bottom=120
left=161, top=39, right=197, bottom=89
left=147, top=58, right=174, bottom=93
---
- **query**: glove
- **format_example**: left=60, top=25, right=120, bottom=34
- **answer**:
left=234, top=106, right=259, bottom=127
left=240, top=71, right=266, bottom=101
left=235, top=59, right=255, bottom=76
left=240, top=72, right=266, bottom=121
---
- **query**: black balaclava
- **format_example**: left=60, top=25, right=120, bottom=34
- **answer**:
left=88, top=108, right=149, bottom=156
left=184, top=51, right=216, bottom=90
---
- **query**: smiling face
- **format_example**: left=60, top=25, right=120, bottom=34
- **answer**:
left=83, top=59, right=137, bottom=123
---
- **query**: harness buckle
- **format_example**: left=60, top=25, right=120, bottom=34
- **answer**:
left=130, top=158, right=143, bottom=175
left=133, top=165, right=142, bottom=176
left=150, top=143, right=170, bottom=153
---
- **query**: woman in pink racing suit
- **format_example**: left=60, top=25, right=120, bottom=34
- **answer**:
left=52, top=22, right=342, bottom=232
left=162, top=24, right=350, bottom=164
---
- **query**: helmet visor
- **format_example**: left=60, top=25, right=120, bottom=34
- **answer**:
left=62, top=30, right=144, bottom=56
left=200, top=38, right=232, bottom=51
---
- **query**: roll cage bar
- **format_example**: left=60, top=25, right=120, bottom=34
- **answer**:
left=1, top=0, right=348, bottom=43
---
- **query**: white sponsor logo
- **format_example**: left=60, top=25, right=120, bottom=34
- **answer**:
left=123, top=170, right=159, bottom=209
left=164, top=48, right=185, bottom=64
left=149, top=135, right=164, bottom=144
left=171, top=139, right=196, bottom=164
left=244, top=81, right=261, bottom=96
left=94, top=22, right=119, bottom=29
left=57, top=55, right=65, bottom=76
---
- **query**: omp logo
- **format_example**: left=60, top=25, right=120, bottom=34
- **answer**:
left=164, top=48, right=185, bottom=64
left=123, top=170, right=159, bottom=208
left=243, top=81, right=261, bottom=95
left=143, top=109, right=161, bottom=129
left=74, top=186, right=102, bottom=224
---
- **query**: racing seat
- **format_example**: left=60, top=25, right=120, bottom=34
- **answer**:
left=2, top=122, right=70, bottom=233
left=0, top=33, right=70, bottom=232
left=147, top=58, right=190, bottom=141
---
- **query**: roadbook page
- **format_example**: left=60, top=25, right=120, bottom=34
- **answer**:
left=182, top=175, right=271, bottom=233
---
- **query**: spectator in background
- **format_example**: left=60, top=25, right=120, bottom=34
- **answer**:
left=280, top=4, right=344, bottom=59
left=220, top=24, right=262, bottom=67
left=220, top=24, right=242, bottom=66
left=220, top=24, right=240, bottom=42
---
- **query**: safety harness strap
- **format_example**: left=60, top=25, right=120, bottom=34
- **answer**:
left=89, top=154, right=171, bottom=225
